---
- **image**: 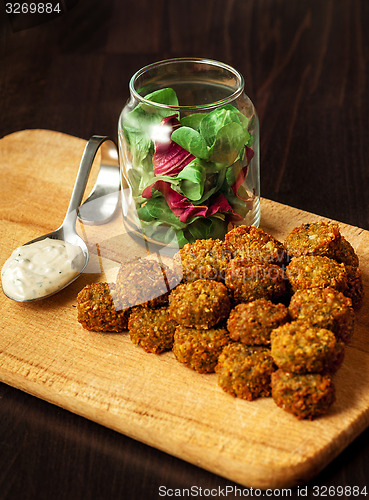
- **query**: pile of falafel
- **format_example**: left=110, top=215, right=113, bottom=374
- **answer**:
left=76, top=221, right=363, bottom=420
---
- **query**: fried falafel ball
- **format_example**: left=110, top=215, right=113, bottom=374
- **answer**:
left=224, top=225, right=286, bottom=265
left=344, top=265, right=364, bottom=310
left=173, top=238, right=230, bottom=282
left=215, top=343, right=276, bottom=400
left=333, top=236, right=359, bottom=267
left=173, top=325, right=230, bottom=373
left=224, top=259, right=287, bottom=304
left=227, top=299, right=289, bottom=346
left=285, top=221, right=341, bottom=259
left=270, top=321, right=345, bottom=374
left=77, top=282, right=130, bottom=332
left=286, top=255, right=347, bottom=293
left=128, top=306, right=177, bottom=354
left=115, top=258, right=179, bottom=309
left=271, top=369, right=335, bottom=420
left=288, top=287, right=355, bottom=343
left=168, top=279, right=231, bottom=329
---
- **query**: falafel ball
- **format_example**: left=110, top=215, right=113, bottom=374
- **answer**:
left=227, top=299, right=289, bottom=345
left=224, top=259, right=287, bottom=304
left=344, top=265, right=364, bottom=310
left=115, top=258, right=179, bottom=309
left=286, top=255, right=347, bottom=293
left=216, top=343, right=276, bottom=400
left=333, top=236, right=359, bottom=267
left=174, top=238, right=230, bottom=282
left=285, top=221, right=341, bottom=259
left=271, top=369, right=335, bottom=420
left=173, top=325, right=230, bottom=373
left=288, top=287, right=355, bottom=343
left=128, top=306, right=177, bottom=354
left=270, top=321, right=345, bottom=374
left=168, top=279, right=231, bottom=329
left=224, top=225, right=286, bottom=265
left=77, top=282, right=130, bottom=332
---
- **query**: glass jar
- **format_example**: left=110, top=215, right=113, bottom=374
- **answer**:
left=118, top=58, right=260, bottom=249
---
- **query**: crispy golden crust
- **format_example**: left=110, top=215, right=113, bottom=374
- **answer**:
left=168, top=279, right=231, bottom=329
left=288, top=287, right=355, bottom=343
left=173, top=325, right=230, bottom=373
left=271, top=321, right=345, bottom=374
left=285, top=221, right=341, bottom=259
left=216, top=343, right=276, bottom=400
left=77, top=282, right=130, bottom=332
left=116, top=258, right=180, bottom=309
left=227, top=299, right=289, bottom=345
left=271, top=369, right=335, bottom=420
left=344, top=265, right=364, bottom=310
left=224, top=259, right=287, bottom=303
left=128, top=306, right=177, bottom=354
left=174, top=238, right=230, bottom=282
left=224, top=225, right=286, bottom=265
left=286, top=255, right=347, bottom=293
left=333, top=237, right=359, bottom=267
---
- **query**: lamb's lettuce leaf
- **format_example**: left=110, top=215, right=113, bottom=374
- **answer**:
left=137, top=197, right=187, bottom=230
left=170, top=126, right=209, bottom=160
left=176, top=160, right=207, bottom=201
left=208, top=121, right=249, bottom=164
left=184, top=215, right=228, bottom=242
left=180, top=113, right=204, bottom=131
left=140, top=87, right=179, bottom=109
left=199, top=106, right=242, bottom=146
left=122, top=89, right=179, bottom=167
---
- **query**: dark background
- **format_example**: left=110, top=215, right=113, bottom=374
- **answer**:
left=1, top=1, right=369, bottom=499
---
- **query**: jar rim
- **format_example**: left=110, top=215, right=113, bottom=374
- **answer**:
left=129, top=57, right=245, bottom=111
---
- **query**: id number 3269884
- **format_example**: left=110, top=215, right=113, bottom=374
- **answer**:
left=5, top=2, right=62, bottom=14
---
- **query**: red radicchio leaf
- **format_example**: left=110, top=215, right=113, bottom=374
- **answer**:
left=231, top=146, right=255, bottom=197
left=152, top=115, right=195, bottom=176
left=207, top=193, right=243, bottom=222
left=142, top=180, right=242, bottom=223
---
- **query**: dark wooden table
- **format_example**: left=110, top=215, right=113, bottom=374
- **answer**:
left=1, top=1, right=369, bottom=498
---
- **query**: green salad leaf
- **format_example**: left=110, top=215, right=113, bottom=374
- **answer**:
left=208, top=121, right=249, bottom=164
left=184, top=215, right=228, bottom=242
left=170, top=126, right=209, bottom=160
left=122, top=88, right=179, bottom=165
left=176, top=160, right=207, bottom=201
left=137, top=197, right=187, bottom=230
left=140, top=87, right=179, bottom=109
left=199, top=106, right=242, bottom=145
left=180, top=113, right=204, bottom=131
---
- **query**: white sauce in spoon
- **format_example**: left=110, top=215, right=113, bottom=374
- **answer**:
left=1, top=238, right=85, bottom=301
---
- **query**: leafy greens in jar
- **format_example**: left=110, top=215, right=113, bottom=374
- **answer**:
left=121, top=87, right=255, bottom=247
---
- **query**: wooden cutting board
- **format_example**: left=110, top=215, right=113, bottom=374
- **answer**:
left=1, top=129, right=369, bottom=489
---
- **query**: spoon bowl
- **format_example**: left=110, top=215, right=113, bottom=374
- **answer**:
left=1, top=136, right=119, bottom=302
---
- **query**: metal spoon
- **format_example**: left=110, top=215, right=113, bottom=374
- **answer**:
left=2, top=135, right=119, bottom=302
left=78, top=138, right=120, bottom=225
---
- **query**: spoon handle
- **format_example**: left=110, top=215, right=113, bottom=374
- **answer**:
left=63, top=135, right=117, bottom=227
left=77, top=139, right=120, bottom=225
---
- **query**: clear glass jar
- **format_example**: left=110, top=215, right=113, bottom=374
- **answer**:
left=118, top=58, right=260, bottom=249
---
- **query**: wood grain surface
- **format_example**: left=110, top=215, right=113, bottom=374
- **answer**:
left=1, top=129, right=368, bottom=490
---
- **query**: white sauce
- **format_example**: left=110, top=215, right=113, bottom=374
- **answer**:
left=1, top=238, right=85, bottom=301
